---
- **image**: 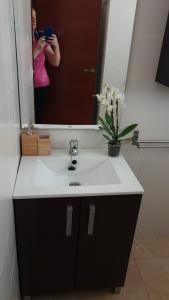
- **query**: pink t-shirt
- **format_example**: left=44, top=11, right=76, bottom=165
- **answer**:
left=33, top=40, right=50, bottom=88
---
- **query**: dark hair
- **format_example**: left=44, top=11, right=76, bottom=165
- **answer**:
left=32, top=1, right=36, bottom=10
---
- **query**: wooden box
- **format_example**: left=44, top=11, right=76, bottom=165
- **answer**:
left=38, top=135, right=51, bottom=156
left=21, top=133, right=38, bottom=156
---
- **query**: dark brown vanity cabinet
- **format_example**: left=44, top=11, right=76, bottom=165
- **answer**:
left=14, top=195, right=142, bottom=298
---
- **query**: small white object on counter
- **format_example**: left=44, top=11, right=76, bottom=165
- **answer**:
left=13, top=149, right=144, bottom=199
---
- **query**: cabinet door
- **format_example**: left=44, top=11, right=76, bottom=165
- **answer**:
left=77, top=195, right=141, bottom=289
left=14, top=197, right=80, bottom=296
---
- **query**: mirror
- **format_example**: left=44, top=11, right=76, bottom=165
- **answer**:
left=13, top=0, right=137, bottom=127
left=31, top=0, right=105, bottom=125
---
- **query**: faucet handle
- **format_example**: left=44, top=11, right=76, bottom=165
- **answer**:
left=69, top=139, right=78, bottom=155
left=70, top=139, right=78, bottom=148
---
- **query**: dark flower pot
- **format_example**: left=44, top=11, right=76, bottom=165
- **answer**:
left=108, top=143, right=121, bottom=157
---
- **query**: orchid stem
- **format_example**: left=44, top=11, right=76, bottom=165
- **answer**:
left=116, top=100, right=119, bottom=142
left=111, top=100, right=115, bottom=139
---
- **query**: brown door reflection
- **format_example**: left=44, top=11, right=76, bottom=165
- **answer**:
left=34, top=0, right=102, bottom=125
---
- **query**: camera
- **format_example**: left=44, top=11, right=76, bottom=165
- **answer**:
left=35, top=26, right=55, bottom=40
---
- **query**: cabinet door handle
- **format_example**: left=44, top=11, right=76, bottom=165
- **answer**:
left=66, top=205, right=73, bottom=236
left=88, top=204, right=96, bottom=235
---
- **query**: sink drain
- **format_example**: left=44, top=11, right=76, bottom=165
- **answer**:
left=69, top=182, right=81, bottom=186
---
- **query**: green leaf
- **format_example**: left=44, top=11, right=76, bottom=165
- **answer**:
left=98, top=117, right=114, bottom=138
left=105, top=113, right=116, bottom=136
left=102, top=134, right=113, bottom=143
left=118, top=124, right=138, bottom=139
left=105, top=113, right=112, bottom=128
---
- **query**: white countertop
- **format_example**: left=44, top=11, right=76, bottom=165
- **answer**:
left=13, top=149, right=144, bottom=199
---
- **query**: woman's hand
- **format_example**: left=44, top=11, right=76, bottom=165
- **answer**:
left=33, top=36, right=46, bottom=59
left=46, top=34, right=59, bottom=49
left=37, top=36, right=46, bottom=51
left=45, top=34, right=61, bottom=66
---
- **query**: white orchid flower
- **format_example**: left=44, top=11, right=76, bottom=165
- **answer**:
left=107, top=92, right=113, bottom=101
left=110, top=87, right=120, bottom=98
left=116, top=92, right=125, bottom=102
left=101, top=99, right=109, bottom=106
left=96, top=94, right=103, bottom=102
left=97, top=85, right=126, bottom=109
left=106, top=104, right=115, bottom=113
left=96, top=94, right=107, bottom=103
left=103, top=84, right=109, bottom=94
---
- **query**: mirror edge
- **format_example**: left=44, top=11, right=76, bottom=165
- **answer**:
left=21, top=0, right=110, bottom=128
left=22, top=124, right=100, bottom=130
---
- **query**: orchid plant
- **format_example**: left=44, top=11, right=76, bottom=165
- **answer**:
left=96, top=84, right=138, bottom=145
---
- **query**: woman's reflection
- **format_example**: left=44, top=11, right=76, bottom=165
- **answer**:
left=32, top=7, right=61, bottom=123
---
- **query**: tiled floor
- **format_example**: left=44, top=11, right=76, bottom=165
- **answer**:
left=33, top=238, right=169, bottom=300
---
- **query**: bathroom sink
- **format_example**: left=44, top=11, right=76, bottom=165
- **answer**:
left=13, top=149, right=144, bottom=198
left=34, top=156, right=121, bottom=187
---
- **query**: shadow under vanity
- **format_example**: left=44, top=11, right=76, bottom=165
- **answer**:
left=13, top=149, right=143, bottom=299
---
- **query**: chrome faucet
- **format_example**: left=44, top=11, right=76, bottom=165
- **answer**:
left=69, top=139, right=78, bottom=156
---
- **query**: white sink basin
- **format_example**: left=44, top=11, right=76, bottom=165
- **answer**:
left=13, top=149, right=144, bottom=199
left=34, top=157, right=121, bottom=187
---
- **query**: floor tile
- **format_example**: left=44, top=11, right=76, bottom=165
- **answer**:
left=136, top=257, right=169, bottom=300
left=133, top=238, right=169, bottom=259
left=129, top=251, right=135, bottom=261
left=143, top=238, right=169, bottom=258
left=111, top=260, right=150, bottom=300
left=129, top=244, right=135, bottom=261
left=133, top=239, right=154, bottom=259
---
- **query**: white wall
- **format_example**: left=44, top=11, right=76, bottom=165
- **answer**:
left=121, top=0, right=169, bottom=237
left=13, top=0, right=34, bottom=125
left=103, top=0, right=137, bottom=91
left=0, top=0, right=20, bottom=299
